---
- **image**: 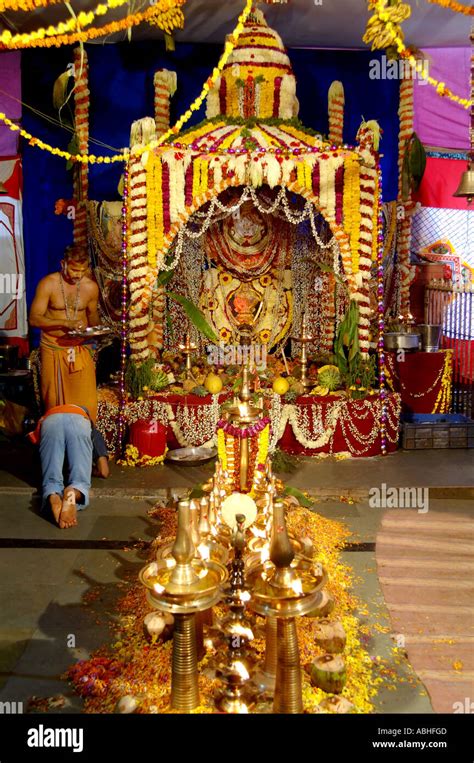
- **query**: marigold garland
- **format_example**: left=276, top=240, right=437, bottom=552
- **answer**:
left=0, top=0, right=252, bottom=163
left=364, top=0, right=472, bottom=109
left=146, top=154, right=164, bottom=270
left=0, top=0, right=64, bottom=10
left=0, top=0, right=160, bottom=48
left=427, top=0, right=474, bottom=15
left=343, top=156, right=361, bottom=273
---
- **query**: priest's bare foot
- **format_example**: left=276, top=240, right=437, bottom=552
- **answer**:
left=59, top=488, right=80, bottom=529
left=49, top=493, right=62, bottom=526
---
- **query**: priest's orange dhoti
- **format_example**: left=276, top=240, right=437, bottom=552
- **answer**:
left=40, top=334, right=97, bottom=424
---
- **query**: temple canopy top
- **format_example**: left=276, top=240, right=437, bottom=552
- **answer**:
left=206, top=8, right=299, bottom=121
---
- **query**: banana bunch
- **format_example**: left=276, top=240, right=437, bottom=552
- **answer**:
left=150, top=5, right=185, bottom=35
left=363, top=1, right=411, bottom=51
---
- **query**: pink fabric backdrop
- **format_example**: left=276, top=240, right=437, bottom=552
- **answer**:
left=0, top=52, right=21, bottom=157
left=413, top=47, right=470, bottom=151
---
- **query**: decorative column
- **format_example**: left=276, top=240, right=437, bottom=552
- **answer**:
left=73, top=46, right=90, bottom=248
left=128, top=117, right=156, bottom=364
left=151, top=70, right=177, bottom=351
left=154, top=69, right=177, bottom=135
left=328, top=81, right=344, bottom=146
left=397, top=76, right=415, bottom=316
left=355, top=122, right=379, bottom=356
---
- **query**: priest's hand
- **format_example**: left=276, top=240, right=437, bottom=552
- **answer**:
left=65, top=319, right=86, bottom=331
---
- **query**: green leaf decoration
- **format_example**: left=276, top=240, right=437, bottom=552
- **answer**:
left=283, top=486, right=313, bottom=509
left=167, top=292, right=218, bottom=343
left=334, top=300, right=360, bottom=375
left=65, top=133, right=79, bottom=171
left=156, top=269, right=174, bottom=288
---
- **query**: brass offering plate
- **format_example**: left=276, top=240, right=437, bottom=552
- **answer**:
left=166, top=446, right=217, bottom=465
left=68, top=325, right=112, bottom=338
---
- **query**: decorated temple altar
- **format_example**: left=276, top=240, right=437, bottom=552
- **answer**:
left=97, top=387, right=401, bottom=457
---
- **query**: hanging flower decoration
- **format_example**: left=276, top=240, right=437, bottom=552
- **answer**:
left=432, top=349, right=453, bottom=413
left=427, top=0, right=474, bottom=15
left=0, top=0, right=187, bottom=49
left=363, top=0, right=472, bottom=109
left=0, top=0, right=61, bottom=9
left=0, top=0, right=252, bottom=161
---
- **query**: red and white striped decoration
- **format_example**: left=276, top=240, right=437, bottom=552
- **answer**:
left=397, top=76, right=415, bottom=315
left=128, top=118, right=156, bottom=363
left=154, top=69, right=177, bottom=136
left=355, top=123, right=379, bottom=355
left=73, top=46, right=89, bottom=248
left=328, top=81, right=344, bottom=146
left=152, top=70, right=176, bottom=350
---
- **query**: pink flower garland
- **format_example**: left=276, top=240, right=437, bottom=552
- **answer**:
left=217, top=416, right=270, bottom=439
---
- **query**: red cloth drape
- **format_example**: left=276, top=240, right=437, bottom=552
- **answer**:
left=413, top=157, right=469, bottom=211
left=385, top=351, right=451, bottom=414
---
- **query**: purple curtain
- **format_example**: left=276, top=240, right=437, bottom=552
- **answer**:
left=0, top=51, right=21, bottom=157
left=413, top=47, right=470, bottom=151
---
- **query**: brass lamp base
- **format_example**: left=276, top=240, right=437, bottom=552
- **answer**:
left=273, top=617, right=303, bottom=714
left=170, top=613, right=200, bottom=712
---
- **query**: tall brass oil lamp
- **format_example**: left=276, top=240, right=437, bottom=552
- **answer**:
left=179, top=332, right=197, bottom=380
left=140, top=499, right=228, bottom=711
left=216, top=514, right=257, bottom=713
left=292, top=312, right=314, bottom=392
left=224, top=361, right=262, bottom=493
left=246, top=500, right=326, bottom=713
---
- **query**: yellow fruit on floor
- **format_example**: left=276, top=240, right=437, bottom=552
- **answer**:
left=272, top=376, right=290, bottom=395
left=204, top=372, right=223, bottom=394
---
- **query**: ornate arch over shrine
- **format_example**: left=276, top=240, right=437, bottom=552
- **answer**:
left=126, top=9, right=380, bottom=364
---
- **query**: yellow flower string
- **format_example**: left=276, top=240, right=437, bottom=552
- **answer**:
left=0, top=1, right=185, bottom=49
left=427, top=0, right=474, bottom=15
left=217, top=428, right=227, bottom=470
left=0, top=0, right=253, bottom=163
left=0, top=0, right=142, bottom=47
left=366, top=0, right=472, bottom=109
left=0, top=0, right=63, bottom=10
left=146, top=154, right=163, bottom=269
left=432, top=349, right=453, bottom=413
left=343, top=156, right=361, bottom=273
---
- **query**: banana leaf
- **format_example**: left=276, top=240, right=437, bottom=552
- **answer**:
left=167, top=291, right=218, bottom=343
left=402, top=132, right=426, bottom=200
left=409, top=132, right=426, bottom=192
left=283, top=486, right=314, bottom=509
left=334, top=300, right=359, bottom=374
left=157, top=269, right=175, bottom=288
left=53, top=70, right=72, bottom=111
